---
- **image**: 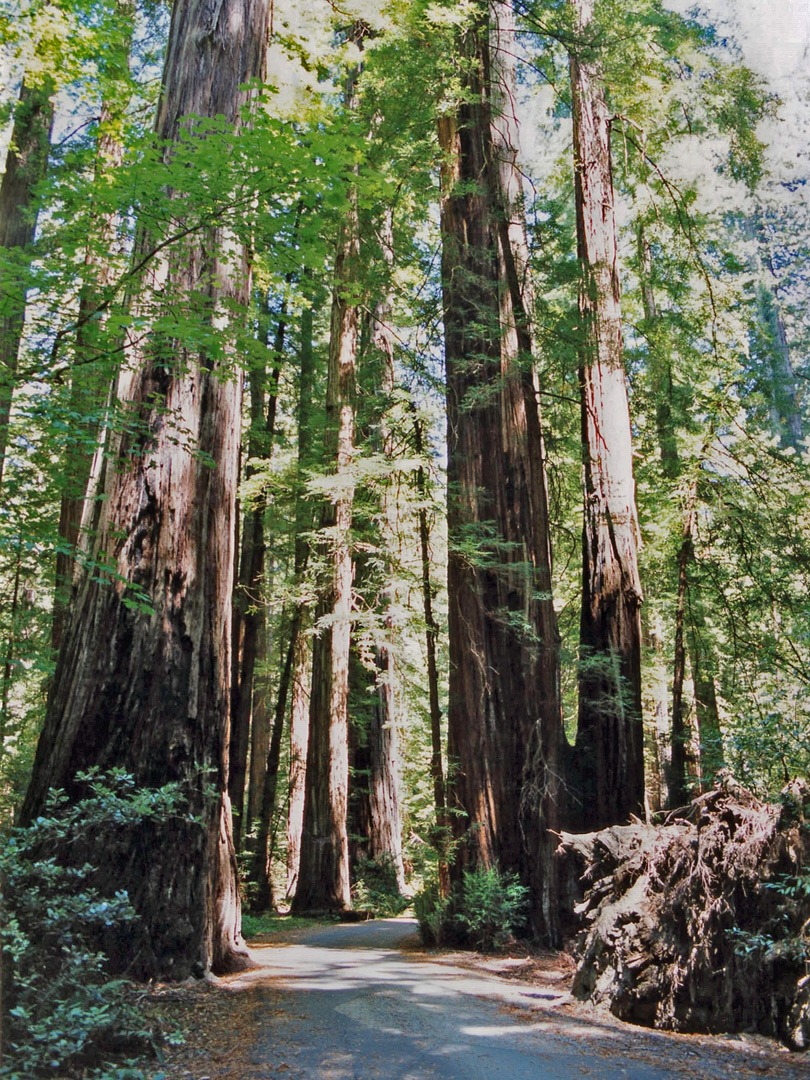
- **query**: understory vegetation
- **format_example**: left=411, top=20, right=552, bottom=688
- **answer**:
left=0, top=773, right=187, bottom=1078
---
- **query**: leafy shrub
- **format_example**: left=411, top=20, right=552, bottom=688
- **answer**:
left=730, top=871, right=810, bottom=965
left=413, top=881, right=450, bottom=947
left=453, top=867, right=529, bottom=950
left=350, top=853, right=410, bottom=916
left=0, top=769, right=188, bottom=1079
left=414, top=866, right=529, bottom=951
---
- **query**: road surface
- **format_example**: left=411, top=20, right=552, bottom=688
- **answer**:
left=221, top=918, right=718, bottom=1080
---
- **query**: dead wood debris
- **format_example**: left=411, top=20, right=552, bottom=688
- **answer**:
left=558, top=778, right=810, bottom=1050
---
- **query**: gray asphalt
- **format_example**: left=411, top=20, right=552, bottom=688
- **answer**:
left=231, top=918, right=692, bottom=1080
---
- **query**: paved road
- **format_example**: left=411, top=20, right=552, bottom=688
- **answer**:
left=230, top=918, right=695, bottom=1080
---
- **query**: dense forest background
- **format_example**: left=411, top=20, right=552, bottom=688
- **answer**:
left=1, top=0, right=810, bottom=1067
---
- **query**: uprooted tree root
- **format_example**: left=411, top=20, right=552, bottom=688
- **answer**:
left=558, top=778, right=810, bottom=1050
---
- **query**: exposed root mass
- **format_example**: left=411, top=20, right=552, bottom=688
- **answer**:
left=559, top=779, right=810, bottom=1049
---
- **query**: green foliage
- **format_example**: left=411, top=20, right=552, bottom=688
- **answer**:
left=413, top=880, right=450, bottom=948
left=452, top=867, right=530, bottom=950
left=0, top=770, right=191, bottom=1080
left=414, top=866, right=529, bottom=951
left=350, top=854, right=410, bottom=916
left=730, top=870, right=810, bottom=966
left=240, top=913, right=324, bottom=938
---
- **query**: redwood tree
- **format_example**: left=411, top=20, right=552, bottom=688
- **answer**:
left=21, top=0, right=270, bottom=979
left=292, top=180, right=360, bottom=915
left=569, top=0, right=645, bottom=829
left=439, top=0, right=563, bottom=938
left=52, top=0, right=136, bottom=651
left=0, top=78, right=54, bottom=487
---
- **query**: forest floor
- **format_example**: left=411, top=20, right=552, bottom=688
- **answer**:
left=147, top=917, right=809, bottom=1080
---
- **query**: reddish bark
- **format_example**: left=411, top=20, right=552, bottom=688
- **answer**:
left=439, top=1, right=563, bottom=939
left=21, top=0, right=270, bottom=979
left=0, top=78, right=54, bottom=487
left=570, top=0, right=645, bottom=829
left=292, top=192, right=359, bottom=914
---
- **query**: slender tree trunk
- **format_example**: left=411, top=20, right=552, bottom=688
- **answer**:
left=229, top=292, right=287, bottom=847
left=52, top=0, right=136, bottom=650
left=439, top=1, right=563, bottom=940
left=670, top=479, right=697, bottom=808
left=291, top=183, right=358, bottom=911
left=413, top=413, right=450, bottom=897
left=285, top=282, right=317, bottom=901
left=636, top=220, right=681, bottom=810
left=0, top=77, right=54, bottom=487
left=249, top=619, right=296, bottom=911
left=247, top=624, right=270, bottom=825
left=647, top=612, right=671, bottom=812
left=688, top=593, right=723, bottom=789
left=286, top=626, right=311, bottom=899
left=637, top=222, right=679, bottom=479
left=351, top=210, right=406, bottom=891
left=570, top=0, right=645, bottom=829
left=20, top=0, right=270, bottom=979
left=757, top=284, right=804, bottom=450
left=0, top=537, right=22, bottom=767
left=748, top=211, right=804, bottom=451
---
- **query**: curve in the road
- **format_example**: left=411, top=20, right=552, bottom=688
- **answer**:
left=230, top=918, right=691, bottom=1080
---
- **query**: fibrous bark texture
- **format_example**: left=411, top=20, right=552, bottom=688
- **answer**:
left=0, top=77, right=54, bottom=487
left=570, top=0, right=644, bottom=829
left=21, top=0, right=270, bottom=980
left=560, top=779, right=810, bottom=1050
left=286, top=627, right=311, bottom=899
left=413, top=414, right=450, bottom=896
left=439, top=0, right=563, bottom=939
left=292, top=191, right=359, bottom=914
left=285, top=291, right=316, bottom=901
left=349, top=219, right=406, bottom=893
left=230, top=295, right=286, bottom=847
left=53, top=0, right=136, bottom=651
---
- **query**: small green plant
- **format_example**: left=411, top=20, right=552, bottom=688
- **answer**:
left=350, top=853, right=409, bottom=916
left=729, top=871, right=810, bottom=966
left=453, top=866, right=529, bottom=950
left=0, top=769, right=188, bottom=1079
left=413, top=881, right=450, bottom=947
left=414, top=866, right=529, bottom=951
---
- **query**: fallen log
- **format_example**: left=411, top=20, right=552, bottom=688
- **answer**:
left=558, top=778, right=810, bottom=1050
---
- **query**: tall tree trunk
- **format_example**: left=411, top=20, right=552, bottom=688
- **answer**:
left=229, top=291, right=287, bottom=848
left=249, top=619, right=296, bottom=911
left=637, top=222, right=679, bottom=479
left=246, top=624, right=270, bottom=825
left=20, top=0, right=270, bottom=980
left=413, top=412, right=450, bottom=898
left=291, top=184, right=358, bottom=911
left=637, top=223, right=722, bottom=799
left=0, top=536, right=22, bottom=769
left=0, top=77, right=54, bottom=487
left=646, top=612, right=671, bottom=812
left=352, top=210, right=406, bottom=891
left=570, top=0, right=645, bottom=829
left=285, top=280, right=317, bottom=901
left=757, top=284, right=804, bottom=450
left=52, top=0, right=136, bottom=650
left=688, top=610, right=723, bottom=790
left=286, top=625, right=311, bottom=899
left=439, top=0, right=563, bottom=940
left=670, top=478, right=697, bottom=808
